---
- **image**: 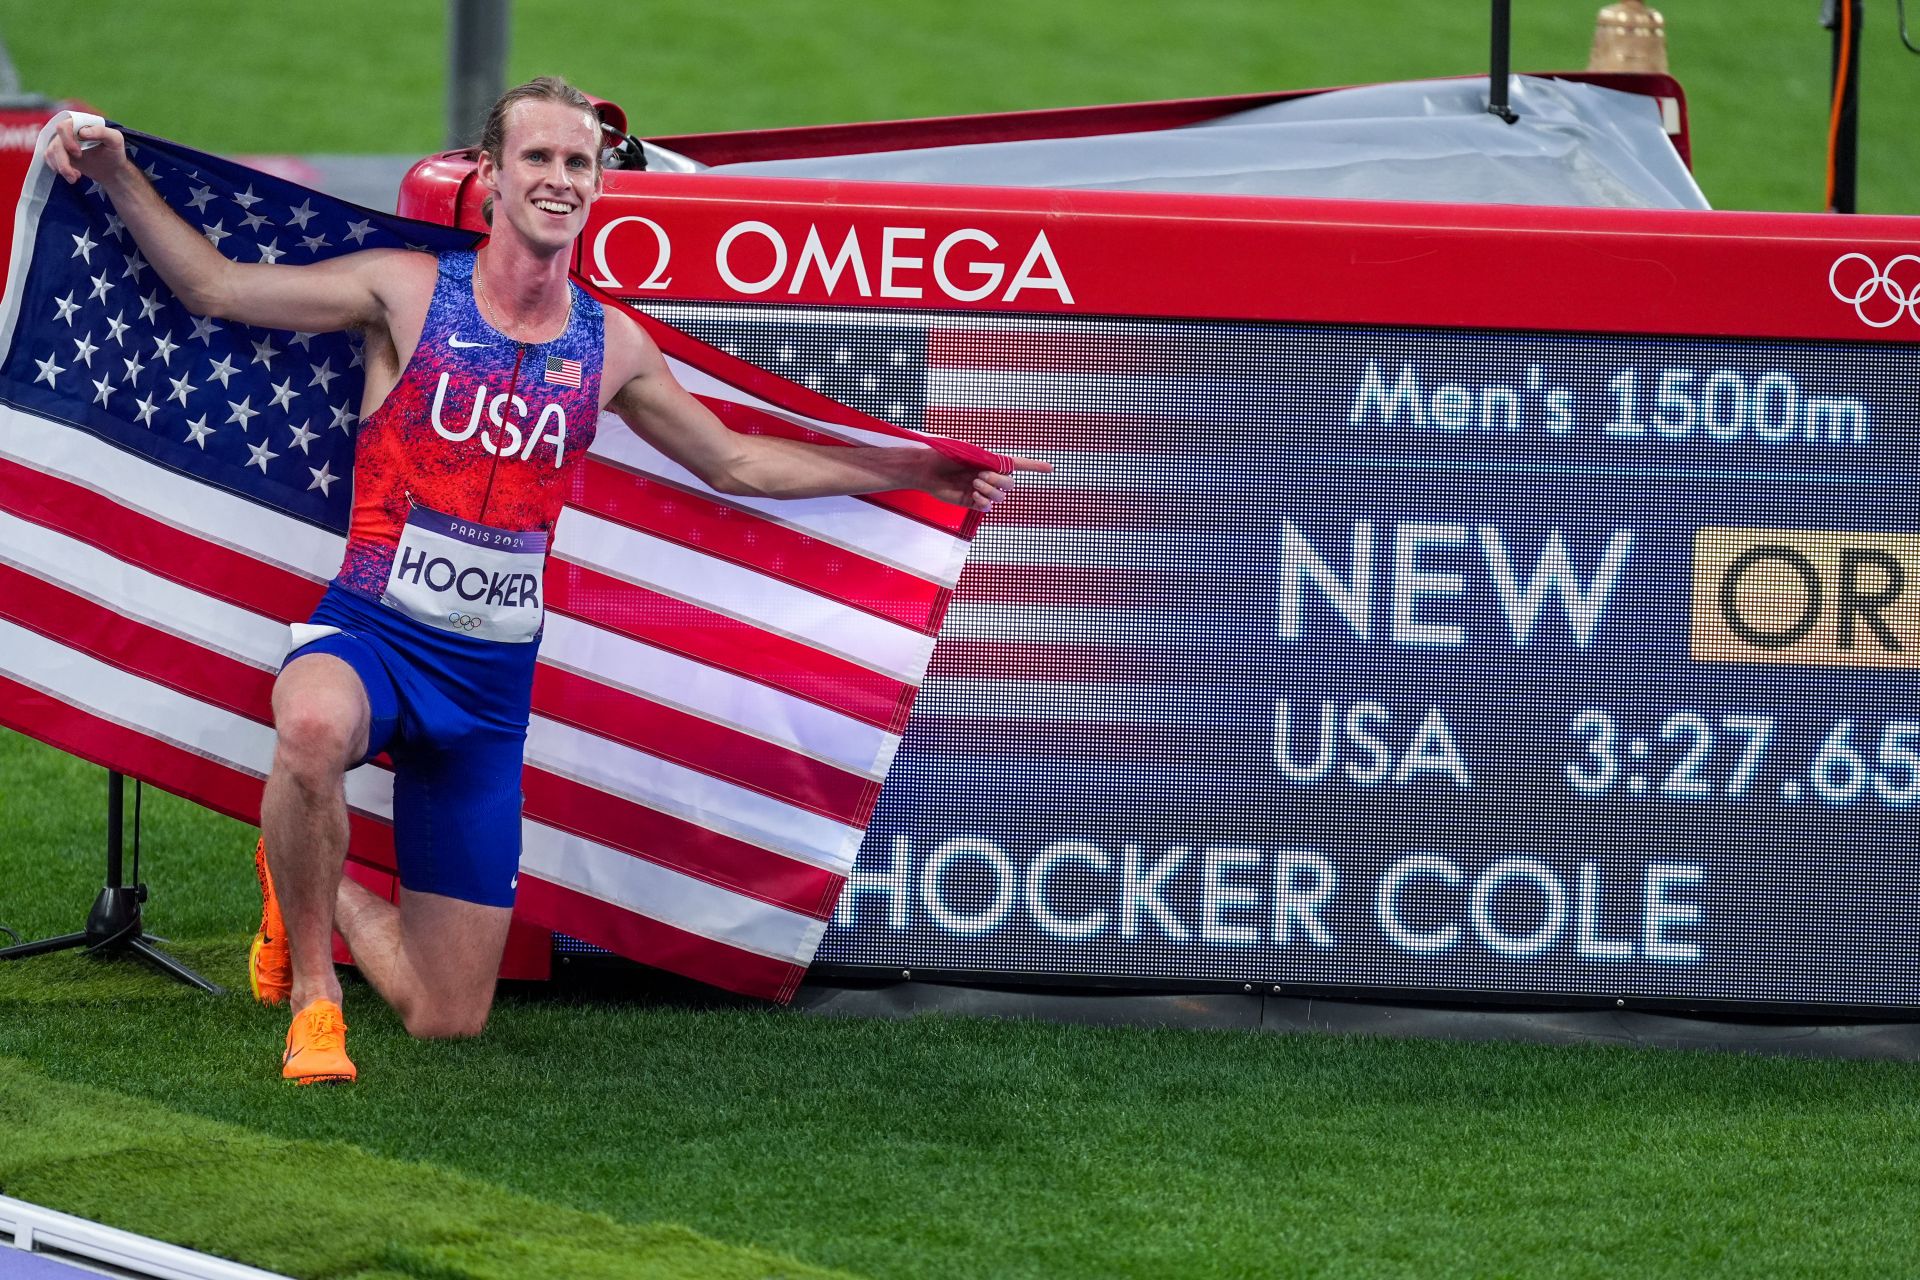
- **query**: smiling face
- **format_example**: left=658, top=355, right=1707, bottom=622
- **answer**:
left=476, top=97, right=602, bottom=255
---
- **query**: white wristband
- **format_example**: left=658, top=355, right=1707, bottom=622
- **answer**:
left=60, top=110, right=108, bottom=150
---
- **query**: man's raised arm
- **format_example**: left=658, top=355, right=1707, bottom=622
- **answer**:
left=46, top=116, right=399, bottom=337
left=603, top=311, right=1049, bottom=511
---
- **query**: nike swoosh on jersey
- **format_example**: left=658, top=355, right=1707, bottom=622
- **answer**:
left=448, top=335, right=492, bottom=349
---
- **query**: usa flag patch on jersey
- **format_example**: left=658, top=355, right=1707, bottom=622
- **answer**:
left=544, top=355, right=582, bottom=388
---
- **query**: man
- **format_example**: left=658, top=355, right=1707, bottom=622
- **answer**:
left=46, top=76, right=1044, bottom=1084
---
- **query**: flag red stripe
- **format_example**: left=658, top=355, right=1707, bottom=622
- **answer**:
left=570, top=456, right=948, bottom=632
left=532, top=664, right=879, bottom=824
left=0, top=673, right=267, bottom=823
left=544, top=558, right=918, bottom=733
left=520, top=769, right=844, bottom=919
left=0, top=565, right=276, bottom=722
left=0, top=456, right=325, bottom=622
left=515, top=874, right=805, bottom=1001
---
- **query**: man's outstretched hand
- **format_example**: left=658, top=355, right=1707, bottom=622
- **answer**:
left=926, top=452, right=1052, bottom=512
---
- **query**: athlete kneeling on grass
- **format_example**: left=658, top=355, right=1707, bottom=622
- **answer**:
left=46, top=77, right=1047, bottom=1084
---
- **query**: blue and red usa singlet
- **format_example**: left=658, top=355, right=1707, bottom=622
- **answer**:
left=282, top=249, right=606, bottom=907
left=333, top=248, right=604, bottom=639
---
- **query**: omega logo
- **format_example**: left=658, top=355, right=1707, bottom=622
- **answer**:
left=589, top=216, right=1074, bottom=305
left=588, top=215, right=674, bottom=291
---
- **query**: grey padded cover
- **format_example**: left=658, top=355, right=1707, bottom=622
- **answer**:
left=691, top=76, right=1708, bottom=211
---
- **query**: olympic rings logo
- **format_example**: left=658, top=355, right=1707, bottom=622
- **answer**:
left=446, top=612, right=485, bottom=632
left=1828, top=253, right=1920, bottom=328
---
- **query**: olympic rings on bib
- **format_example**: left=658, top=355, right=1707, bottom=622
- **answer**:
left=446, top=612, right=486, bottom=632
left=1828, top=253, right=1920, bottom=329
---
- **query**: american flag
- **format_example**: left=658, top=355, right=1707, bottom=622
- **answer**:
left=0, top=117, right=1004, bottom=1001
left=543, top=354, right=581, bottom=388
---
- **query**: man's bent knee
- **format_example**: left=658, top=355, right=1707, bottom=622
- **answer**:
left=400, top=1000, right=492, bottom=1040
left=272, top=657, right=370, bottom=781
left=272, top=709, right=360, bottom=783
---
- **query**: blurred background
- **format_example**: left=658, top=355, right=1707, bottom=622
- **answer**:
left=0, top=0, right=1914, bottom=214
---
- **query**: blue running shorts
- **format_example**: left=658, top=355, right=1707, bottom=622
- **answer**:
left=281, top=584, right=538, bottom=907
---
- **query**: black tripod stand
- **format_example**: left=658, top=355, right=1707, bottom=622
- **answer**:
left=0, top=769, right=224, bottom=993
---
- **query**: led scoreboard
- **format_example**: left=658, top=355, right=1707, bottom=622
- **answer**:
left=792, top=312, right=1920, bottom=1011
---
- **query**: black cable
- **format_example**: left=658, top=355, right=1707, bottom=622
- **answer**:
left=1900, top=0, right=1920, bottom=53
left=0, top=924, right=19, bottom=945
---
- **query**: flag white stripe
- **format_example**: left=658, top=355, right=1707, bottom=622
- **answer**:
left=0, top=405, right=341, bottom=579
left=530, top=717, right=863, bottom=874
left=1, top=618, right=276, bottom=770
left=588, top=414, right=970, bottom=582
left=0, top=508, right=286, bottom=667
left=519, top=829, right=826, bottom=964
left=1, top=617, right=821, bottom=964
left=554, top=510, right=935, bottom=682
left=538, top=616, right=892, bottom=777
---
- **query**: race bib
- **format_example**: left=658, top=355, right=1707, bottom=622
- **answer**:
left=381, top=506, right=548, bottom=643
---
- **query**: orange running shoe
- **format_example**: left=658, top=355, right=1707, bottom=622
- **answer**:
left=282, top=998, right=356, bottom=1085
left=248, top=836, right=292, bottom=1006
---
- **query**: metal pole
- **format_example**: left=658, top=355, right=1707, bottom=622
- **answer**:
left=1489, top=0, right=1519, bottom=123
left=447, top=0, right=512, bottom=150
left=1823, top=0, right=1863, bottom=213
left=105, top=770, right=124, bottom=887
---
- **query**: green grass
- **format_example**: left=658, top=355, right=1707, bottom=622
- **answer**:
left=0, top=0, right=1915, bottom=213
left=0, top=1057, right=850, bottom=1280
left=6, top=730, right=1920, bottom=1278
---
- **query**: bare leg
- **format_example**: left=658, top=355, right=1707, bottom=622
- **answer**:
left=333, top=879, right=512, bottom=1038
left=260, top=654, right=371, bottom=1013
